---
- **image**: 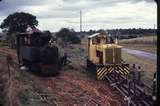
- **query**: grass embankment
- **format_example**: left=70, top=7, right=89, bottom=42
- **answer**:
left=119, top=36, right=157, bottom=54
left=58, top=40, right=88, bottom=77
left=0, top=53, right=57, bottom=106
left=120, top=36, right=157, bottom=87
left=122, top=51, right=156, bottom=87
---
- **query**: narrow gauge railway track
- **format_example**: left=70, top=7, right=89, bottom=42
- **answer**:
left=105, top=72, right=156, bottom=106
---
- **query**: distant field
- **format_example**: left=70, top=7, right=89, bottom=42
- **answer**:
left=119, top=36, right=157, bottom=44
left=119, top=36, right=157, bottom=54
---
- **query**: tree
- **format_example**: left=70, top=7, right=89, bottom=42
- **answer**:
left=97, top=29, right=106, bottom=34
left=88, top=29, right=96, bottom=35
left=0, top=12, right=38, bottom=48
left=0, top=12, right=38, bottom=34
left=56, top=28, right=81, bottom=45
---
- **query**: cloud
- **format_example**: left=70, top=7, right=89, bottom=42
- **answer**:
left=0, top=0, right=157, bottom=32
left=0, top=0, right=155, bottom=17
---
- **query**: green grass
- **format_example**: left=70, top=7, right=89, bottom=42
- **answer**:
left=0, top=55, right=58, bottom=106
left=18, top=88, right=56, bottom=106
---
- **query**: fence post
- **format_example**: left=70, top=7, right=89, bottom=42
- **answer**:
left=152, top=72, right=157, bottom=101
left=6, top=55, right=13, bottom=106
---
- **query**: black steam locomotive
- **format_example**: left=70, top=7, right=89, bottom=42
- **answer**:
left=16, top=31, right=61, bottom=76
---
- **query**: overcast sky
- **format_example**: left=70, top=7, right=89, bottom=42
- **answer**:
left=0, top=0, right=157, bottom=32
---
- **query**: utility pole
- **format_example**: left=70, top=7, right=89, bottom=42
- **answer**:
left=115, top=31, right=119, bottom=44
left=80, top=10, right=82, bottom=33
left=153, top=24, right=156, bottom=46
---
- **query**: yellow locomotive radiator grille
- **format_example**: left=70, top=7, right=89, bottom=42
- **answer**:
left=105, top=48, right=113, bottom=64
left=105, top=47, right=122, bottom=64
left=114, top=48, right=121, bottom=64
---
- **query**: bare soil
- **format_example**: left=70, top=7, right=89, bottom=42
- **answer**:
left=35, top=71, right=126, bottom=106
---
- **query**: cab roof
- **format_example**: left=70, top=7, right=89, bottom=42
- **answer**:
left=88, top=33, right=111, bottom=39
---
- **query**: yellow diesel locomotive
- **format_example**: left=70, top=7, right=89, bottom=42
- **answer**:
left=87, top=33, right=129, bottom=80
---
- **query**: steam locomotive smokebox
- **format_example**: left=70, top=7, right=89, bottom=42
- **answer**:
left=40, top=46, right=59, bottom=64
left=20, top=46, right=40, bottom=62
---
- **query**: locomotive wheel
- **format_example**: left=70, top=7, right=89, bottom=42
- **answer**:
left=86, top=59, right=97, bottom=79
left=30, top=63, right=41, bottom=75
left=40, top=68, right=59, bottom=77
left=40, top=64, right=59, bottom=77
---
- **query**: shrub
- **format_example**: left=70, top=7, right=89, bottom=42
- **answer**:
left=56, top=28, right=81, bottom=44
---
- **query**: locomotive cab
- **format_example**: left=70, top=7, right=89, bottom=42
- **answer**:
left=88, top=33, right=122, bottom=65
left=16, top=31, right=60, bottom=76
